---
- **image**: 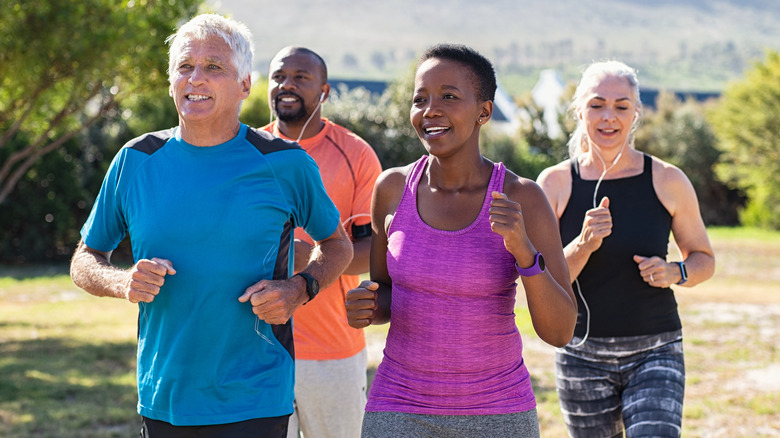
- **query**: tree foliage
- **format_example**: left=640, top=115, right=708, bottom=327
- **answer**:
left=324, top=65, right=423, bottom=169
left=709, top=50, right=780, bottom=229
left=636, top=91, right=743, bottom=226
left=240, top=78, right=272, bottom=128
left=0, top=0, right=201, bottom=205
left=0, top=0, right=201, bottom=262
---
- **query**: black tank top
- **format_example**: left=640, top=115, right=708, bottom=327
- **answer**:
left=559, top=154, right=681, bottom=337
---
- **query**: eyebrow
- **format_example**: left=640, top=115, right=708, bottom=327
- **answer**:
left=591, top=96, right=632, bottom=102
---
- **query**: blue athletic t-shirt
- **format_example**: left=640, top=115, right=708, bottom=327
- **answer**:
left=80, top=124, right=340, bottom=426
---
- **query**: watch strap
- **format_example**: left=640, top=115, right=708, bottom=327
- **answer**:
left=516, top=252, right=545, bottom=277
left=675, top=261, right=688, bottom=285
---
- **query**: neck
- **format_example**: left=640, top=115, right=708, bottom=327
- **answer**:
left=426, top=153, right=492, bottom=192
left=179, top=120, right=241, bottom=146
left=277, top=111, right=323, bottom=142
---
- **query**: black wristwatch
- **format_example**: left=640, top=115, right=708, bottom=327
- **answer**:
left=675, top=261, right=688, bottom=285
left=295, top=272, right=320, bottom=304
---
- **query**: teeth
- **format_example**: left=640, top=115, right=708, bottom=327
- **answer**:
left=280, top=97, right=298, bottom=102
left=187, top=94, right=209, bottom=101
left=426, top=127, right=448, bottom=134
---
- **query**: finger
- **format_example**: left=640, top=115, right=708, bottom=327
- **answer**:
left=137, top=259, right=171, bottom=277
left=238, top=282, right=266, bottom=303
left=599, top=196, right=610, bottom=209
left=360, top=280, right=379, bottom=291
left=346, top=298, right=378, bottom=312
left=348, top=318, right=372, bottom=329
left=150, top=258, right=176, bottom=275
left=491, top=191, right=509, bottom=201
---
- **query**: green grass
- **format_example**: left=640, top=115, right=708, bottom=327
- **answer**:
left=3, top=226, right=780, bottom=437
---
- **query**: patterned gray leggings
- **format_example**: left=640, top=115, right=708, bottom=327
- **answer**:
left=555, top=330, right=685, bottom=438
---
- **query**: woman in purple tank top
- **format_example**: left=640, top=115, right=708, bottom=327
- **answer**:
left=345, top=44, right=577, bottom=438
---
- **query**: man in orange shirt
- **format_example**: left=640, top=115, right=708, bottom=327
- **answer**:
left=262, top=46, right=382, bottom=438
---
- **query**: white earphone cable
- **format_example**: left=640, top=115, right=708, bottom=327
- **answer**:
left=571, top=140, right=627, bottom=348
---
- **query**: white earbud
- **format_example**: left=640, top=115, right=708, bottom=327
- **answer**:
left=320, top=92, right=326, bottom=103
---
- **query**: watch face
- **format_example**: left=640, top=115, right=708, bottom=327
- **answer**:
left=538, top=254, right=546, bottom=271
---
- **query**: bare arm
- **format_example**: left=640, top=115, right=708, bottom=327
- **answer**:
left=492, top=175, right=577, bottom=347
left=239, top=224, right=353, bottom=324
left=634, top=161, right=715, bottom=287
left=346, top=168, right=405, bottom=328
left=537, top=162, right=609, bottom=283
left=70, top=240, right=175, bottom=303
left=293, top=233, right=369, bottom=276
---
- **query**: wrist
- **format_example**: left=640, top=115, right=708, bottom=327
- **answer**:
left=675, top=261, right=688, bottom=285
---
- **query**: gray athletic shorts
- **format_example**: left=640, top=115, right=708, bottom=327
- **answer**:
left=361, top=409, right=540, bottom=438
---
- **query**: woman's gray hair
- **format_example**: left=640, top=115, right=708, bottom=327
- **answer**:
left=166, top=14, right=254, bottom=84
left=567, top=60, right=642, bottom=159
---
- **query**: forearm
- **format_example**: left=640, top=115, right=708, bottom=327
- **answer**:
left=677, top=250, right=715, bottom=287
left=563, top=237, right=595, bottom=282
left=304, top=231, right=353, bottom=289
left=369, top=281, right=392, bottom=325
left=70, top=241, right=129, bottom=299
left=342, top=237, right=371, bottom=276
left=522, top=272, right=578, bottom=347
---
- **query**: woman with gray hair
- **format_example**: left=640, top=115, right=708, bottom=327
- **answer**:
left=537, top=61, right=715, bottom=437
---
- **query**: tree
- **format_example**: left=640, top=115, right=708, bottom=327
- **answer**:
left=709, top=51, right=780, bottom=229
left=324, top=65, right=423, bottom=169
left=636, top=91, right=743, bottom=226
left=0, top=0, right=201, bottom=205
left=239, top=78, right=271, bottom=128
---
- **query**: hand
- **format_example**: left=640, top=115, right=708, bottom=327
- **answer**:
left=238, top=277, right=307, bottom=325
left=633, top=255, right=671, bottom=288
left=293, top=239, right=314, bottom=273
left=345, top=281, right=379, bottom=328
left=489, top=192, right=532, bottom=257
left=125, top=258, right=176, bottom=303
left=578, top=197, right=612, bottom=253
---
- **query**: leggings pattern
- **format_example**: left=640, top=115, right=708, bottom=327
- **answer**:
left=555, top=330, right=685, bottom=438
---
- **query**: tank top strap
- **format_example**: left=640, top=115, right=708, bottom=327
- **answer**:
left=405, top=155, right=429, bottom=197
left=569, top=158, right=582, bottom=181
left=488, top=161, right=506, bottom=194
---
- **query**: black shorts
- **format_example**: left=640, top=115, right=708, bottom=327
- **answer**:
left=140, top=415, right=290, bottom=438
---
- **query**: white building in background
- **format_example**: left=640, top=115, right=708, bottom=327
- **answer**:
left=530, top=69, right=566, bottom=138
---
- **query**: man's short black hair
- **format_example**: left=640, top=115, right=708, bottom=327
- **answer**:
left=418, top=44, right=497, bottom=102
left=286, top=47, right=328, bottom=82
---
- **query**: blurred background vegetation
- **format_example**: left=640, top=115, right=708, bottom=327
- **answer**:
left=2, top=0, right=780, bottom=265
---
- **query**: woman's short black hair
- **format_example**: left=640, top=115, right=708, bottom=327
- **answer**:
left=418, top=44, right=497, bottom=102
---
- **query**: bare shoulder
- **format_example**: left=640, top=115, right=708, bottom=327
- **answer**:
left=651, top=155, right=693, bottom=191
left=373, top=163, right=414, bottom=215
left=536, top=160, right=572, bottom=190
left=650, top=155, right=696, bottom=215
left=535, top=160, right=572, bottom=218
left=502, top=168, right=548, bottom=206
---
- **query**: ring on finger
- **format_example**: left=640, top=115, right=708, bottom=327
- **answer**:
left=650, top=273, right=655, bottom=282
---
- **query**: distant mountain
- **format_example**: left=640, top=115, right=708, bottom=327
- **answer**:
left=207, top=0, right=780, bottom=94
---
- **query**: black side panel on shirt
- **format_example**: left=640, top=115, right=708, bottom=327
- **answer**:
left=270, top=219, right=295, bottom=360
left=559, top=154, right=680, bottom=337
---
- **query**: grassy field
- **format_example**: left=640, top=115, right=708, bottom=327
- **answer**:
left=1, top=227, right=779, bottom=437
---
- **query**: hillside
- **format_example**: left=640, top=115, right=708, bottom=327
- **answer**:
left=207, top=0, right=780, bottom=94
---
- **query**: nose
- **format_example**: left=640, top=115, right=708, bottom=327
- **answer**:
left=422, top=100, right=441, bottom=118
left=188, top=65, right=206, bottom=86
left=601, top=108, right=616, bottom=121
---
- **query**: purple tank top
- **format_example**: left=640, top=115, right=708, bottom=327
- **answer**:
left=365, top=156, right=536, bottom=415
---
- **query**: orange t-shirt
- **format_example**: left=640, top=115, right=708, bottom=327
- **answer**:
left=262, top=119, right=382, bottom=360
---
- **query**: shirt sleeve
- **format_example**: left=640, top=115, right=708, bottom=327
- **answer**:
left=80, top=148, right=131, bottom=252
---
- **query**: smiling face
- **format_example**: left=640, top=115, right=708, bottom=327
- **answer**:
left=410, top=58, right=491, bottom=158
left=268, top=50, right=327, bottom=124
left=168, top=34, right=250, bottom=133
left=580, top=74, right=639, bottom=153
